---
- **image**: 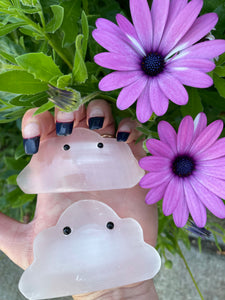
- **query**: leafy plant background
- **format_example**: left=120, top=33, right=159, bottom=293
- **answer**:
left=0, top=0, right=225, bottom=296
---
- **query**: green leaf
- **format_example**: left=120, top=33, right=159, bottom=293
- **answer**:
left=45, top=5, right=64, bottom=33
left=33, top=100, right=54, bottom=115
left=0, top=49, right=17, bottom=64
left=180, top=87, right=203, bottom=118
left=6, top=174, right=17, bottom=185
left=60, top=0, right=81, bottom=47
left=73, top=34, right=88, bottom=84
left=15, top=142, right=26, bottom=160
left=0, top=22, right=26, bottom=36
left=20, top=0, right=39, bottom=6
left=81, top=10, right=89, bottom=58
left=16, top=52, right=63, bottom=84
left=213, top=73, right=225, bottom=98
left=214, top=66, right=225, bottom=77
left=57, top=73, right=72, bottom=88
left=8, top=192, right=35, bottom=208
left=0, top=70, right=48, bottom=94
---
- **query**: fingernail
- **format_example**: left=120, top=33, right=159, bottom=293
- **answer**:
left=23, top=122, right=40, bottom=155
left=117, top=132, right=130, bottom=142
left=56, top=122, right=74, bottom=136
left=23, top=136, right=40, bottom=155
left=88, top=117, right=104, bottom=130
left=56, top=111, right=74, bottom=136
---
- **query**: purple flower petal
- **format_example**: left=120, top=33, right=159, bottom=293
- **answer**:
left=96, top=18, right=125, bottom=40
left=192, top=112, right=207, bottom=142
left=92, top=30, right=138, bottom=56
left=130, top=0, right=153, bottom=53
left=183, top=179, right=207, bottom=228
left=168, top=68, right=213, bottom=88
left=198, top=164, right=225, bottom=180
left=99, top=71, right=143, bottom=91
left=139, top=171, right=172, bottom=189
left=116, top=76, right=148, bottom=110
left=145, top=181, right=169, bottom=205
left=116, top=13, right=145, bottom=56
left=139, top=156, right=171, bottom=172
left=197, top=138, right=225, bottom=160
left=190, top=120, right=223, bottom=154
left=166, top=13, right=218, bottom=58
left=157, top=72, right=188, bottom=105
left=194, top=171, right=225, bottom=200
left=158, top=121, right=177, bottom=153
left=151, top=0, right=170, bottom=51
left=136, top=81, right=153, bottom=123
left=163, top=176, right=182, bottom=216
left=150, top=78, right=169, bottom=116
left=190, top=176, right=225, bottom=218
left=146, top=139, right=175, bottom=159
left=159, top=0, right=203, bottom=55
left=175, top=40, right=225, bottom=60
left=167, top=58, right=215, bottom=73
left=177, top=115, right=194, bottom=153
left=166, top=0, right=188, bottom=30
left=94, top=52, right=140, bottom=71
left=172, top=192, right=189, bottom=228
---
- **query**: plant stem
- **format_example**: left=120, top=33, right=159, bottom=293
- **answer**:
left=81, top=91, right=101, bottom=104
left=176, top=242, right=204, bottom=300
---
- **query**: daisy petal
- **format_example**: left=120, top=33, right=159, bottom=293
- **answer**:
left=166, top=0, right=188, bottom=29
left=139, top=156, right=171, bottom=172
left=198, top=138, right=225, bottom=160
left=146, top=139, right=175, bottom=159
left=166, top=13, right=218, bottom=58
left=116, top=13, right=146, bottom=56
left=94, top=52, right=140, bottom=71
left=173, top=190, right=189, bottom=228
left=177, top=115, right=194, bottom=153
left=139, top=171, right=172, bottom=189
left=163, top=177, right=182, bottom=216
left=145, top=181, right=169, bottom=205
left=150, top=78, right=169, bottom=116
left=158, top=121, right=177, bottom=153
left=184, top=179, right=207, bottom=228
left=158, top=73, right=188, bottom=105
left=167, top=58, right=215, bottom=73
left=116, top=77, right=148, bottom=110
left=198, top=164, right=225, bottom=180
left=96, top=18, right=125, bottom=39
left=130, top=0, right=153, bottom=52
left=159, top=0, right=203, bottom=55
left=151, top=0, right=170, bottom=51
left=176, top=40, right=225, bottom=60
left=190, top=120, right=223, bottom=154
left=194, top=172, right=225, bottom=200
left=99, top=71, right=143, bottom=91
left=169, top=68, right=213, bottom=88
left=190, top=176, right=225, bottom=218
left=193, top=112, right=207, bottom=142
left=92, top=30, right=138, bottom=56
left=136, top=82, right=153, bottom=123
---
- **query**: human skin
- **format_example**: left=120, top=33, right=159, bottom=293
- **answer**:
left=0, top=100, right=158, bottom=299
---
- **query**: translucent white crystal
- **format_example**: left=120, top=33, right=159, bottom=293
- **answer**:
left=17, top=128, right=144, bottom=193
left=19, top=200, right=161, bottom=300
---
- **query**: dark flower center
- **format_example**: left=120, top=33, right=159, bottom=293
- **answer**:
left=141, top=52, right=165, bottom=76
left=172, top=155, right=195, bottom=177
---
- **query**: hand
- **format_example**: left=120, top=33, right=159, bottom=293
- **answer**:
left=0, top=100, right=158, bottom=299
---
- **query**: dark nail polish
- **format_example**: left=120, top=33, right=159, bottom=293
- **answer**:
left=117, top=132, right=130, bottom=142
left=23, top=136, right=40, bottom=155
left=88, top=117, right=104, bottom=130
left=56, top=121, right=74, bottom=136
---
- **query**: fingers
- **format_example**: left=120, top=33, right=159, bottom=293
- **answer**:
left=22, top=108, right=55, bottom=155
left=116, top=118, right=141, bottom=143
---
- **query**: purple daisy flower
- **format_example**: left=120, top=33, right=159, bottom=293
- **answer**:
left=139, top=113, right=225, bottom=227
left=92, top=0, right=225, bottom=123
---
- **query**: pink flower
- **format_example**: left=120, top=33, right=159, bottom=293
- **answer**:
left=139, top=113, right=225, bottom=227
left=92, top=0, right=225, bottom=122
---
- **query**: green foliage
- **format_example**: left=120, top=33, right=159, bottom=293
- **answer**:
left=45, top=5, right=64, bottom=33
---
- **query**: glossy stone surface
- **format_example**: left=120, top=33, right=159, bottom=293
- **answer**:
left=17, top=128, right=144, bottom=194
left=19, top=200, right=161, bottom=300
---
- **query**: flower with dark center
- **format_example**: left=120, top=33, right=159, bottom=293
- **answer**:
left=139, top=113, right=225, bottom=228
left=93, top=0, right=225, bottom=123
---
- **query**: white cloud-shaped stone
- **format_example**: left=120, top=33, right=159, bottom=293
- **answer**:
left=19, top=200, right=161, bottom=300
left=17, top=128, right=144, bottom=194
